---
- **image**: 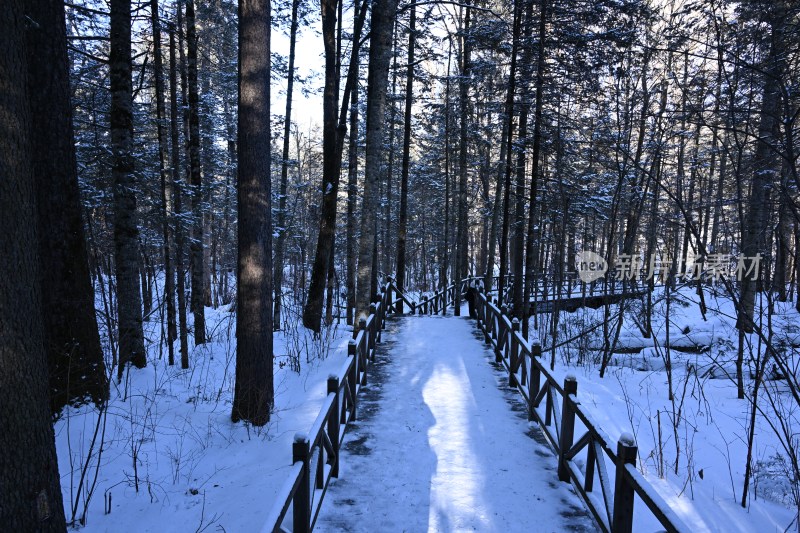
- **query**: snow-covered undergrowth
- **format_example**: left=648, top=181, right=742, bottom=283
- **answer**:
left=535, top=284, right=800, bottom=531
left=57, top=288, right=352, bottom=532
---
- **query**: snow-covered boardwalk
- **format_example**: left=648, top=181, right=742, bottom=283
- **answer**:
left=315, top=314, right=594, bottom=532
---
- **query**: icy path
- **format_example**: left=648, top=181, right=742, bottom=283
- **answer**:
left=315, top=314, right=594, bottom=532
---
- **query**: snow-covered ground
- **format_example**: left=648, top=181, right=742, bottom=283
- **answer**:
left=57, top=297, right=353, bottom=532
left=57, top=280, right=798, bottom=532
left=534, top=284, right=799, bottom=532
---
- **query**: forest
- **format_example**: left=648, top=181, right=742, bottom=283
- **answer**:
left=1, top=0, right=799, bottom=530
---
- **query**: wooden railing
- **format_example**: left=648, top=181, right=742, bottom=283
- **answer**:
left=264, top=285, right=389, bottom=533
left=264, top=277, right=477, bottom=533
left=474, top=290, right=689, bottom=533
left=385, top=277, right=480, bottom=316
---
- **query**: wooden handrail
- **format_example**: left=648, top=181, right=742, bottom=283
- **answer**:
left=265, top=283, right=391, bottom=533
left=473, top=289, right=689, bottom=533
left=265, top=276, right=508, bottom=533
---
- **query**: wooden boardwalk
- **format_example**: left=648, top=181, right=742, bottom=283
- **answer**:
left=313, top=315, right=594, bottom=532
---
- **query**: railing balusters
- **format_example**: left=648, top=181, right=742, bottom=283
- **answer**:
left=510, top=319, right=519, bottom=387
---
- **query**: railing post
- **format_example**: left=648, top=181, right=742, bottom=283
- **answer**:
left=496, top=308, right=507, bottom=363
left=558, top=375, right=578, bottom=482
left=327, top=376, right=340, bottom=478
left=510, top=319, right=520, bottom=387
left=529, top=342, right=541, bottom=421
left=292, top=433, right=310, bottom=533
left=612, top=434, right=638, bottom=533
left=369, top=303, right=378, bottom=351
left=380, top=287, right=387, bottom=329
left=482, top=300, right=491, bottom=345
left=348, top=340, right=358, bottom=421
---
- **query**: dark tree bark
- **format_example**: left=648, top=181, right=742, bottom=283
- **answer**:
left=150, top=0, right=177, bottom=366
left=345, top=1, right=361, bottom=326
left=356, top=0, right=399, bottom=322
left=491, top=0, right=521, bottom=300
left=274, top=0, right=301, bottom=331
left=186, top=0, right=205, bottom=345
left=395, top=6, right=416, bottom=313
left=303, top=0, right=341, bottom=332
left=737, top=16, right=783, bottom=335
left=440, top=42, right=452, bottom=299
left=454, top=0, right=472, bottom=316
left=0, top=3, right=67, bottom=529
left=232, top=0, right=274, bottom=426
left=111, top=0, right=146, bottom=380
left=521, top=0, right=547, bottom=338
left=304, top=0, right=367, bottom=330
left=25, top=0, right=106, bottom=412
left=169, top=26, right=190, bottom=369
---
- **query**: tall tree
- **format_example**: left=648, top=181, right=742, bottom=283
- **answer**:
left=274, top=0, right=302, bottom=331
left=169, top=25, right=190, bottom=368
left=521, top=0, right=547, bottom=338
left=25, top=0, right=106, bottom=411
left=150, top=0, right=177, bottom=366
left=345, top=0, right=361, bottom=326
left=736, top=1, right=787, bottom=337
left=395, top=5, right=416, bottom=312
left=355, top=0, right=399, bottom=322
left=186, top=0, right=206, bottom=345
left=111, top=0, right=146, bottom=380
left=0, top=3, right=67, bottom=529
left=303, top=0, right=341, bottom=332
left=232, top=0, right=274, bottom=425
left=454, top=0, right=472, bottom=315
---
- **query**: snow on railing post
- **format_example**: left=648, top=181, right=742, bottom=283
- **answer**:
left=368, top=303, right=377, bottom=355
left=558, top=375, right=578, bottom=482
left=348, top=340, right=358, bottom=421
left=358, top=317, right=366, bottom=346
left=292, top=433, right=311, bottom=533
left=612, top=433, right=638, bottom=533
left=510, top=319, right=520, bottom=387
left=327, top=375, right=341, bottom=478
left=529, top=342, right=541, bottom=421
left=380, top=286, right=387, bottom=329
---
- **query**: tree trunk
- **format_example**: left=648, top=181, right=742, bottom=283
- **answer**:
left=186, top=0, right=205, bottom=345
left=345, top=1, right=360, bottom=325
left=497, top=0, right=522, bottom=306
left=111, top=0, right=146, bottom=380
left=440, top=41, right=452, bottom=299
left=396, top=6, right=416, bottom=312
left=303, top=0, right=341, bottom=332
left=169, top=26, right=190, bottom=369
left=0, top=4, right=68, bottom=530
left=233, top=0, right=274, bottom=426
left=150, top=0, right=176, bottom=366
left=737, top=15, right=783, bottom=334
left=454, top=0, right=472, bottom=316
left=274, top=0, right=300, bottom=331
left=356, top=0, right=399, bottom=323
left=25, top=0, right=106, bottom=412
